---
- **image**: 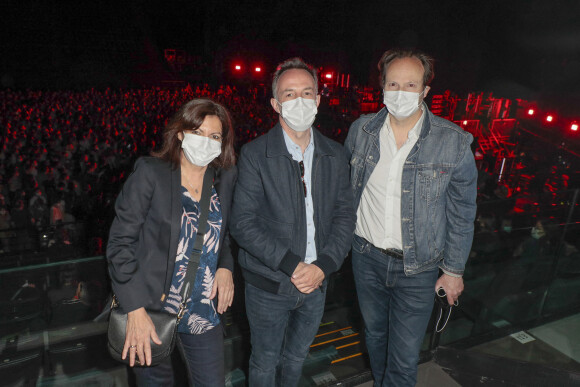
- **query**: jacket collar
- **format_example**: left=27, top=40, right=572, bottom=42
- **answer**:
left=362, top=108, right=388, bottom=136
left=266, top=123, right=334, bottom=158
left=419, top=102, right=434, bottom=140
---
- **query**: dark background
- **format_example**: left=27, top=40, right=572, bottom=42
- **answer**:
left=2, top=0, right=579, bottom=114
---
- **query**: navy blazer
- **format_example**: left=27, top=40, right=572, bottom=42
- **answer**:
left=107, top=157, right=237, bottom=313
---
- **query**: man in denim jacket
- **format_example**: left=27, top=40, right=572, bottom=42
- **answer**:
left=231, top=58, right=356, bottom=387
left=344, top=49, right=477, bottom=386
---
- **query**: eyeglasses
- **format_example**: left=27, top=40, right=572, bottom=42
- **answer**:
left=299, top=161, right=307, bottom=197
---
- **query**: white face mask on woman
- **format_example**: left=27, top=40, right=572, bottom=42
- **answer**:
left=278, top=97, right=318, bottom=132
left=181, top=133, right=221, bottom=167
left=383, top=89, right=425, bottom=119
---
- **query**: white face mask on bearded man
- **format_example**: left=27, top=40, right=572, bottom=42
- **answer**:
left=383, top=89, right=426, bottom=119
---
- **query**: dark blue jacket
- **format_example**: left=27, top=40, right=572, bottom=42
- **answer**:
left=231, top=125, right=356, bottom=295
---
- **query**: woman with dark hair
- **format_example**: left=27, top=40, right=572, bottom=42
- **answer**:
left=107, top=98, right=237, bottom=386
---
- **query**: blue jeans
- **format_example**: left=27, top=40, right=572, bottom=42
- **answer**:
left=133, top=326, right=224, bottom=386
left=352, top=235, right=438, bottom=387
left=245, top=282, right=326, bottom=387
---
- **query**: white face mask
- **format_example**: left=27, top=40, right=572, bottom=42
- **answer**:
left=181, top=133, right=222, bottom=167
left=530, top=227, right=545, bottom=240
left=278, top=97, right=317, bottom=132
left=383, top=89, right=425, bottom=119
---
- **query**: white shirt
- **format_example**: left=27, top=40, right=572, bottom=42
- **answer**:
left=355, top=110, right=425, bottom=250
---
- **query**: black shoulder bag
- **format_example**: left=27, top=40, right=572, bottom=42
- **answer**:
left=107, top=167, right=215, bottom=366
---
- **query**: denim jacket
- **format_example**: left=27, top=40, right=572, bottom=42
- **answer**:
left=344, top=105, right=477, bottom=276
left=231, top=124, right=356, bottom=295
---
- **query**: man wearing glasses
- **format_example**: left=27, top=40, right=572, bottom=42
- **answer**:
left=231, top=57, right=356, bottom=387
left=345, top=48, right=477, bottom=386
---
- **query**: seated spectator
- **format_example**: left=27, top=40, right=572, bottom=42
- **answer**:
left=513, top=218, right=558, bottom=263
left=0, top=206, right=13, bottom=253
left=29, top=189, right=48, bottom=230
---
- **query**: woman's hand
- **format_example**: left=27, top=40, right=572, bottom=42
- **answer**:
left=210, top=268, right=234, bottom=314
left=122, top=307, right=162, bottom=367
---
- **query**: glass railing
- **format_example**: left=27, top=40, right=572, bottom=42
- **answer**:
left=1, top=188, right=578, bottom=385
left=0, top=255, right=113, bottom=386
left=428, top=188, right=580, bottom=372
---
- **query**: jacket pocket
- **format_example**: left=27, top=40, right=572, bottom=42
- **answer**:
left=349, top=152, right=366, bottom=189
left=418, top=167, right=450, bottom=204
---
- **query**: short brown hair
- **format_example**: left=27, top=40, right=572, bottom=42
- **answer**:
left=377, top=48, right=434, bottom=88
left=152, top=98, right=236, bottom=169
left=272, top=57, right=318, bottom=99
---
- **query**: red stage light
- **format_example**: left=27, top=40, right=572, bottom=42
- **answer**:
left=255, top=67, right=261, bottom=72
left=546, top=115, right=553, bottom=122
left=325, top=73, right=332, bottom=79
left=527, top=109, right=535, bottom=115
left=572, top=123, right=578, bottom=131
left=235, top=65, right=241, bottom=71
left=463, top=120, right=467, bottom=125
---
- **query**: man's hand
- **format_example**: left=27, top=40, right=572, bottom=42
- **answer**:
left=123, top=307, right=162, bottom=367
left=435, top=274, right=464, bottom=306
left=209, top=268, right=234, bottom=314
left=291, top=262, right=324, bottom=294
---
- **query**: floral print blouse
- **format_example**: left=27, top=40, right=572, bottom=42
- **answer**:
left=163, top=186, right=222, bottom=334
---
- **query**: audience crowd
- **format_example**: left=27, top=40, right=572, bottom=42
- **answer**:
left=0, top=85, right=576, bottom=258
left=0, top=85, right=356, bottom=255
left=0, top=84, right=578, bottom=348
